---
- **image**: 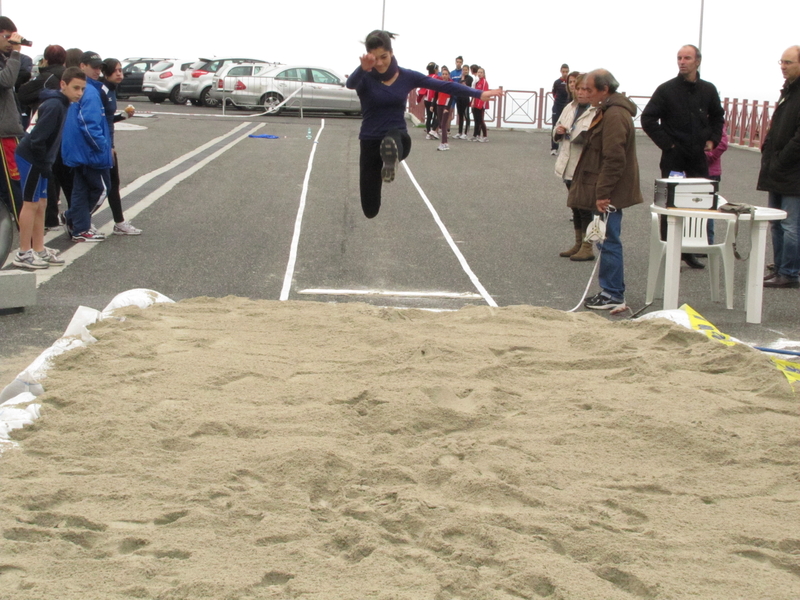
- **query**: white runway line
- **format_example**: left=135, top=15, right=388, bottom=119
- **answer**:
left=280, top=120, right=325, bottom=301
left=30, top=123, right=265, bottom=285
left=298, top=289, right=483, bottom=300
left=401, top=162, right=498, bottom=308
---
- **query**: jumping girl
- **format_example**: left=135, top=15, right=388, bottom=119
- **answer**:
left=346, top=31, right=502, bottom=218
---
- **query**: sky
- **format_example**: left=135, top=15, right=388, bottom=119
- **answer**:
left=6, top=0, right=796, bottom=105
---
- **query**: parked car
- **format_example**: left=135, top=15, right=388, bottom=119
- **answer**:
left=117, top=57, right=169, bottom=98
left=209, top=62, right=281, bottom=106
left=209, top=64, right=360, bottom=115
left=142, top=58, right=197, bottom=104
left=180, top=57, right=265, bottom=107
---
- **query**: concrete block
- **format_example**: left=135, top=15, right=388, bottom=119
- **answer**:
left=0, top=270, right=36, bottom=309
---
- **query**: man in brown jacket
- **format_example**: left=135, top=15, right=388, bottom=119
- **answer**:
left=568, top=69, right=643, bottom=310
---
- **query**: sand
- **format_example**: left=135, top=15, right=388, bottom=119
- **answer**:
left=0, top=297, right=798, bottom=600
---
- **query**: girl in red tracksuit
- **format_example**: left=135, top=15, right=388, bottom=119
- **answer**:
left=435, top=66, right=452, bottom=150
left=420, top=62, right=439, bottom=139
left=471, top=67, right=489, bottom=142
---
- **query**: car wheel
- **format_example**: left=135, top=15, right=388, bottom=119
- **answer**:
left=169, top=86, right=186, bottom=105
left=148, top=94, right=167, bottom=103
left=261, top=92, right=283, bottom=116
left=200, top=87, right=219, bottom=108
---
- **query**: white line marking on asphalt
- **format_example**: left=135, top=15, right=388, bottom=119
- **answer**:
left=298, top=289, right=483, bottom=299
left=32, top=122, right=264, bottom=286
left=280, top=120, right=325, bottom=301
left=401, top=162, right=498, bottom=308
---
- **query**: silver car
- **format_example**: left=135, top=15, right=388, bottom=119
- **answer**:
left=209, top=62, right=281, bottom=106
left=180, top=57, right=265, bottom=107
left=211, top=64, right=361, bottom=115
left=142, top=58, right=197, bottom=104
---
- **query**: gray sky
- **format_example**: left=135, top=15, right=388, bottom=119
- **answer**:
left=8, top=0, right=795, bottom=104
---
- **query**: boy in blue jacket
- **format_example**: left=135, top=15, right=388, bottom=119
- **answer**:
left=13, top=67, right=86, bottom=269
left=62, top=51, right=113, bottom=242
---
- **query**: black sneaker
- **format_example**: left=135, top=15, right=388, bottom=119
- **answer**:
left=584, top=292, right=625, bottom=310
left=380, top=136, right=398, bottom=183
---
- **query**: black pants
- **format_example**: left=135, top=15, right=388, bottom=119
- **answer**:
left=457, top=97, right=470, bottom=135
left=359, top=129, right=411, bottom=219
left=107, top=153, right=124, bottom=224
left=472, top=108, right=486, bottom=137
left=45, top=151, right=73, bottom=228
left=424, top=100, right=438, bottom=133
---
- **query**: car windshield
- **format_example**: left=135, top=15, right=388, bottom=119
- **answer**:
left=151, top=61, right=175, bottom=73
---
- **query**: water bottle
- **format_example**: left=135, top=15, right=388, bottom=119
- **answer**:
left=306, top=127, right=312, bottom=140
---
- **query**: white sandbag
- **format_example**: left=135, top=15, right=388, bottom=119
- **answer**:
left=635, top=308, right=692, bottom=328
left=101, top=289, right=174, bottom=317
left=0, top=391, right=38, bottom=407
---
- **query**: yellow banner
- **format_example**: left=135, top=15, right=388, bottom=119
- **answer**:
left=679, top=304, right=738, bottom=347
left=679, top=304, right=799, bottom=386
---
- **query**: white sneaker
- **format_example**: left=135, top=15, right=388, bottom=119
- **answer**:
left=113, top=221, right=142, bottom=236
left=478, top=137, right=488, bottom=143
left=469, top=136, right=478, bottom=142
left=88, top=225, right=106, bottom=240
left=36, top=248, right=65, bottom=266
left=430, top=130, right=439, bottom=140
left=425, top=133, right=434, bottom=140
left=13, top=249, right=48, bottom=270
left=550, top=149, right=558, bottom=155
left=437, top=143, right=450, bottom=151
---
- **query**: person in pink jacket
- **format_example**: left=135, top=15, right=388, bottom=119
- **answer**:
left=704, top=125, right=728, bottom=243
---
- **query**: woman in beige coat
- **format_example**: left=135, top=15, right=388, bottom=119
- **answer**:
left=553, top=73, right=597, bottom=261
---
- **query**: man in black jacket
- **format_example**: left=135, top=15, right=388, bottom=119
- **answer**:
left=758, top=45, right=800, bottom=289
left=642, top=44, right=725, bottom=269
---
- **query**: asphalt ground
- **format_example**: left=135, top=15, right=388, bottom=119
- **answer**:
left=1, top=101, right=798, bottom=384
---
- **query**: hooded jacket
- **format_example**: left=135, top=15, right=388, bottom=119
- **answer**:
left=0, top=49, right=24, bottom=137
left=568, top=92, right=643, bottom=211
left=18, top=64, right=65, bottom=115
left=757, top=76, right=800, bottom=195
left=61, top=77, right=113, bottom=170
left=15, top=89, right=70, bottom=176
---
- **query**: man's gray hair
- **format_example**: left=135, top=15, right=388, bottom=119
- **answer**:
left=589, top=69, right=619, bottom=94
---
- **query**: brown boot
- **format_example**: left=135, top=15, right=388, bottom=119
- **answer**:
left=559, top=229, right=583, bottom=257
left=570, top=241, right=595, bottom=261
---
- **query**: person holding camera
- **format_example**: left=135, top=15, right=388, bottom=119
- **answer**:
left=0, top=16, right=26, bottom=224
left=553, top=72, right=596, bottom=261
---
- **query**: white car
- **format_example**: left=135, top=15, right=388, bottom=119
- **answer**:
left=142, top=58, right=197, bottom=104
left=209, top=64, right=361, bottom=115
left=180, top=57, right=265, bottom=107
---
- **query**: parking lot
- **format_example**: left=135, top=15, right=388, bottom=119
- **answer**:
left=1, top=103, right=798, bottom=383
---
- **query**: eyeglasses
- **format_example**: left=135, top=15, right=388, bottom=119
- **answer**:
left=779, top=60, right=797, bottom=66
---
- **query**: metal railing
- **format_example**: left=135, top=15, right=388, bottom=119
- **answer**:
left=407, top=88, right=778, bottom=148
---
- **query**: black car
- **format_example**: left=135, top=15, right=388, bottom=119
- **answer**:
left=117, top=57, right=169, bottom=99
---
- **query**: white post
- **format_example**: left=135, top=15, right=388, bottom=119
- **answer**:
left=698, top=0, right=705, bottom=54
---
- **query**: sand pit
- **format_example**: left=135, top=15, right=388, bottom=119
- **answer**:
left=0, top=297, right=798, bottom=600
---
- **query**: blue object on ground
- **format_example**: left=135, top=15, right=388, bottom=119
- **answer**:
left=249, top=134, right=280, bottom=139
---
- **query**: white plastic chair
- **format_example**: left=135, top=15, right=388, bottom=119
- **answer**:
left=646, top=211, right=736, bottom=309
